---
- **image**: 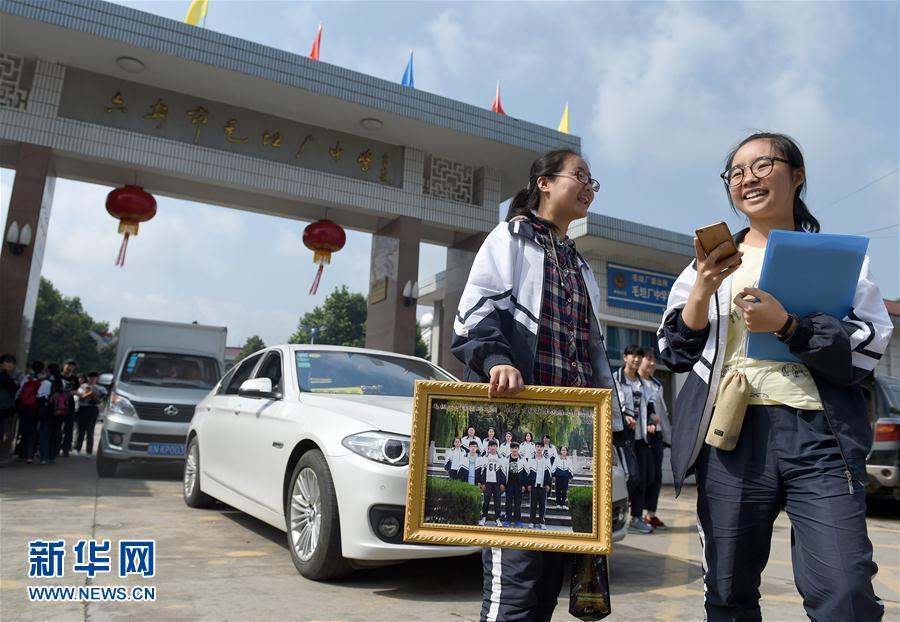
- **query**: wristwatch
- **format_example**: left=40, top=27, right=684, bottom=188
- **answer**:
left=774, top=313, right=798, bottom=341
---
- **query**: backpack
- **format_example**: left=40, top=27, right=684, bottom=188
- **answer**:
left=51, top=391, right=68, bottom=417
left=17, top=377, right=41, bottom=415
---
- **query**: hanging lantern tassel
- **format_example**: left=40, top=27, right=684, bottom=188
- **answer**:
left=303, top=220, right=346, bottom=295
left=309, top=250, right=332, bottom=295
left=115, top=221, right=140, bottom=267
left=106, top=185, right=157, bottom=267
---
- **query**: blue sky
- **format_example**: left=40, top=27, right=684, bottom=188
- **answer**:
left=2, top=0, right=898, bottom=348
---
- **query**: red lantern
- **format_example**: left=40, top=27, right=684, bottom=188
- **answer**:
left=302, top=219, right=346, bottom=295
left=106, top=185, right=157, bottom=267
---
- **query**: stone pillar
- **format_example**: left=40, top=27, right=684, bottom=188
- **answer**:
left=365, top=216, right=421, bottom=355
left=439, top=232, right=488, bottom=378
left=0, top=143, right=55, bottom=364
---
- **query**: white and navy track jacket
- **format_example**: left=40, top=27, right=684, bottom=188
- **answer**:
left=658, top=228, right=893, bottom=494
left=451, top=219, right=626, bottom=432
left=642, top=375, right=672, bottom=446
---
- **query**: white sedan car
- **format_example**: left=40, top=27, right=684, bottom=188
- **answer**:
left=183, top=345, right=477, bottom=579
left=183, top=344, right=629, bottom=581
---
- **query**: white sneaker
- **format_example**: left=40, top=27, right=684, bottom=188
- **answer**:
left=478, top=517, right=486, bottom=526
left=528, top=523, right=535, bottom=528
left=539, top=523, right=547, bottom=530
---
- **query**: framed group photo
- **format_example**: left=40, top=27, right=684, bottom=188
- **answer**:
left=404, top=381, right=614, bottom=555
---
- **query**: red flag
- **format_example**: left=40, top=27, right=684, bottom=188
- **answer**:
left=491, top=80, right=506, bottom=115
left=310, top=24, right=322, bottom=61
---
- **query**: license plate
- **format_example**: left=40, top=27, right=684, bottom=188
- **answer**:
left=147, top=442, right=185, bottom=457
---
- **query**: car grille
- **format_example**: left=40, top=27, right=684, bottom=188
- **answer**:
left=129, top=433, right=187, bottom=444
left=132, top=401, right=195, bottom=423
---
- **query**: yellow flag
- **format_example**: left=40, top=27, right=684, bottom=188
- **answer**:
left=557, top=102, right=570, bottom=134
left=184, top=0, right=208, bottom=26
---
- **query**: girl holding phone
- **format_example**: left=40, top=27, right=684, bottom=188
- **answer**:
left=659, top=132, right=891, bottom=621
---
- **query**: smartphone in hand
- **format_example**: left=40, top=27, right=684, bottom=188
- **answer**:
left=695, top=221, right=738, bottom=259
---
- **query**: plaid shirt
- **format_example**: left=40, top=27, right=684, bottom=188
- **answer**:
left=530, top=219, right=594, bottom=388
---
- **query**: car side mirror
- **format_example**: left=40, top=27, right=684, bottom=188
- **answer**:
left=98, top=372, right=113, bottom=389
left=238, top=377, right=280, bottom=399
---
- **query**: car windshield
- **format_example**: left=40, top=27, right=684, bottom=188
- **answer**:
left=120, top=351, right=220, bottom=389
left=878, top=376, right=900, bottom=413
left=295, top=350, right=453, bottom=396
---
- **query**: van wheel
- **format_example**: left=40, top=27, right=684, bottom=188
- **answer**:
left=96, top=449, right=118, bottom=477
left=285, top=450, right=351, bottom=580
left=183, top=436, right=216, bottom=508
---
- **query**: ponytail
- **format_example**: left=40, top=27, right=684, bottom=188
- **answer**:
left=793, top=195, right=820, bottom=233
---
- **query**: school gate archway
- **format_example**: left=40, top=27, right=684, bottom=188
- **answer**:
left=0, top=0, right=577, bottom=377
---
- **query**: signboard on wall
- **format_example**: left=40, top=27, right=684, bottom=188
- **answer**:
left=606, top=263, right=676, bottom=313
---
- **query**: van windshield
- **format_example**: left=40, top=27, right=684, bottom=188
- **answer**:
left=120, top=351, right=220, bottom=389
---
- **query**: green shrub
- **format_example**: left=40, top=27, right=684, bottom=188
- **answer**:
left=424, top=476, right=482, bottom=525
left=569, top=486, right=593, bottom=533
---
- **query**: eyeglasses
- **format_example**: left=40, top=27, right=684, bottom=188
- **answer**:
left=547, top=170, right=600, bottom=192
left=721, top=156, right=790, bottom=187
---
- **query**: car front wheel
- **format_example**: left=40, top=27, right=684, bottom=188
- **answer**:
left=96, top=448, right=117, bottom=477
left=285, top=450, right=351, bottom=580
left=183, top=436, right=216, bottom=508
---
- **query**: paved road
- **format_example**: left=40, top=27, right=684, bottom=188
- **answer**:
left=1, top=456, right=898, bottom=621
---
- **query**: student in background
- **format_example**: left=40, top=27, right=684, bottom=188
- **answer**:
left=76, top=372, right=106, bottom=458
left=520, top=431, right=537, bottom=460
left=614, top=345, right=654, bottom=535
left=499, top=431, right=514, bottom=458
left=552, top=446, right=574, bottom=509
left=444, top=437, right=466, bottom=479
left=478, top=439, right=505, bottom=526
left=457, top=440, right=480, bottom=484
left=528, top=447, right=553, bottom=529
left=659, top=132, right=890, bottom=622
left=16, top=361, right=45, bottom=463
left=639, top=350, right=670, bottom=530
left=0, top=354, right=19, bottom=459
left=502, top=442, right=527, bottom=527
left=60, top=359, right=78, bottom=458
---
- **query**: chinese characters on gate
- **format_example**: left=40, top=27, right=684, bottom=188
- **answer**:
left=103, top=90, right=391, bottom=181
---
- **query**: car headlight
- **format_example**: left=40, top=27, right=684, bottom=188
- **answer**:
left=342, top=431, right=410, bottom=466
left=107, top=393, right=137, bottom=418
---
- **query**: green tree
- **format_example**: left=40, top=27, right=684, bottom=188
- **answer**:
left=414, top=323, right=428, bottom=359
left=236, top=334, right=266, bottom=362
left=29, top=277, right=116, bottom=372
left=289, top=286, right=367, bottom=346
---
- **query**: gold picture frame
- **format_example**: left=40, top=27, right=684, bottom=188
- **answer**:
left=404, top=381, right=613, bottom=555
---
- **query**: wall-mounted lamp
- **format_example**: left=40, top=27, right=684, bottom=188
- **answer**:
left=5, top=221, right=32, bottom=256
left=402, top=280, right=419, bottom=307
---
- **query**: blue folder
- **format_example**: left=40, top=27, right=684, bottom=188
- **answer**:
left=746, top=230, right=868, bottom=363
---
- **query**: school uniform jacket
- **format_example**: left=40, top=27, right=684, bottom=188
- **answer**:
left=502, top=456, right=529, bottom=488
left=456, top=456, right=480, bottom=483
left=552, top=457, right=574, bottom=480
left=477, top=455, right=507, bottom=486
left=527, top=459, right=554, bottom=489
left=451, top=219, right=626, bottom=432
left=444, top=446, right=467, bottom=476
left=643, top=375, right=672, bottom=445
left=658, top=228, right=893, bottom=495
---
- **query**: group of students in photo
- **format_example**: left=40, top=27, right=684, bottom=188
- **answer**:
left=0, top=355, right=107, bottom=464
left=443, top=427, right=575, bottom=529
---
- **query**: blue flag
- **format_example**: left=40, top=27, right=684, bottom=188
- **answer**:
left=401, top=51, right=414, bottom=88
